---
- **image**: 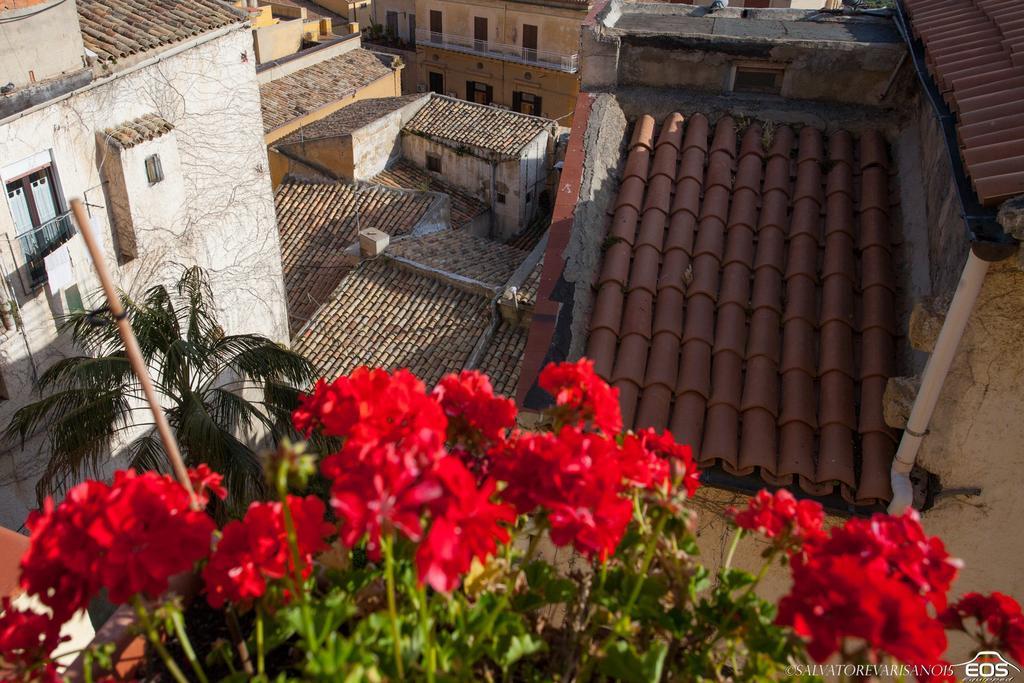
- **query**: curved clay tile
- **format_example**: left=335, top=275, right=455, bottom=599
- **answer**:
left=644, top=176, right=674, bottom=214
left=623, top=146, right=652, bottom=182
left=679, top=151, right=706, bottom=186
left=739, top=124, right=766, bottom=160
left=711, top=117, right=737, bottom=157
left=631, top=115, right=657, bottom=152
left=859, top=130, right=890, bottom=170
left=766, top=125, right=796, bottom=163
left=651, top=145, right=679, bottom=181
left=636, top=209, right=668, bottom=252
left=796, top=126, right=824, bottom=165
left=615, top=176, right=648, bottom=213
left=630, top=248, right=661, bottom=296
left=608, top=205, right=641, bottom=245
left=672, top=175, right=703, bottom=218
left=597, top=241, right=632, bottom=288
left=653, top=288, right=686, bottom=336
left=663, top=211, right=698, bottom=258
left=825, top=194, right=855, bottom=236
left=855, top=133, right=897, bottom=504
left=656, top=112, right=686, bottom=151
left=681, top=114, right=710, bottom=154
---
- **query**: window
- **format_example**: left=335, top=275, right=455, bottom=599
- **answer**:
left=386, top=10, right=399, bottom=38
left=409, top=15, right=416, bottom=45
left=5, top=165, right=73, bottom=288
left=497, top=192, right=506, bottom=204
left=145, top=154, right=164, bottom=184
left=526, top=192, right=532, bottom=203
left=522, top=24, right=538, bottom=62
left=513, top=91, right=542, bottom=116
left=428, top=71, right=444, bottom=93
left=474, top=17, right=488, bottom=51
left=732, top=63, right=785, bottom=94
left=429, top=10, right=442, bottom=42
left=426, top=154, right=442, bottom=173
left=466, top=80, right=493, bottom=105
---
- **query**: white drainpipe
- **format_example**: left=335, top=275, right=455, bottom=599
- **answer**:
left=889, top=249, right=991, bottom=514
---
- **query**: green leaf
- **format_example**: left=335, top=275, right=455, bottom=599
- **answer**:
left=597, top=640, right=668, bottom=683
left=500, top=633, right=544, bottom=670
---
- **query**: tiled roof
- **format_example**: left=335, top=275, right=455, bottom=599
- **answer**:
left=77, top=0, right=242, bottom=64
left=404, top=95, right=552, bottom=158
left=389, top=230, right=529, bottom=288
left=505, top=219, right=548, bottom=251
left=276, top=95, right=426, bottom=146
left=260, top=49, right=395, bottom=133
left=586, top=113, right=900, bottom=506
left=373, top=160, right=487, bottom=229
left=903, top=0, right=1024, bottom=206
left=476, top=321, right=529, bottom=397
left=292, top=259, right=494, bottom=387
left=103, top=114, right=174, bottom=149
left=275, top=178, right=439, bottom=334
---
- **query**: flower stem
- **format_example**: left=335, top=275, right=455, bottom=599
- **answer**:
left=255, top=602, right=266, bottom=677
left=170, top=607, right=209, bottom=683
left=419, top=584, right=436, bottom=683
left=723, top=527, right=743, bottom=571
left=624, top=512, right=668, bottom=612
left=276, top=464, right=319, bottom=653
left=132, top=597, right=190, bottom=683
left=382, top=534, right=405, bottom=678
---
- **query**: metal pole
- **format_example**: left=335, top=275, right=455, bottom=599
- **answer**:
left=68, top=198, right=199, bottom=508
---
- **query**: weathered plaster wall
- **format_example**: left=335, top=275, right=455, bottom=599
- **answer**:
left=0, top=27, right=287, bottom=528
left=0, top=0, right=84, bottom=88
left=253, top=18, right=307, bottom=63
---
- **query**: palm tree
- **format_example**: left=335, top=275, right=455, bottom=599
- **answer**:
left=4, top=266, right=319, bottom=510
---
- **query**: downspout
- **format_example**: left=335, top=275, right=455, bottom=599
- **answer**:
left=888, top=248, right=990, bottom=514
left=886, top=0, right=1019, bottom=514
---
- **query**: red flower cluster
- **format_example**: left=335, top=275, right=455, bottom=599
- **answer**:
left=433, top=371, right=517, bottom=447
left=494, top=424, right=699, bottom=561
left=776, top=510, right=961, bottom=675
left=20, top=469, right=217, bottom=621
left=0, top=599, right=65, bottom=668
left=188, top=463, right=228, bottom=507
left=728, top=489, right=825, bottom=548
left=941, top=592, right=1024, bottom=663
left=417, top=457, right=515, bottom=593
left=294, top=368, right=515, bottom=592
left=203, top=495, right=332, bottom=609
left=539, top=359, right=622, bottom=434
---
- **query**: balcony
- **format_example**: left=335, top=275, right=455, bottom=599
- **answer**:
left=417, top=30, right=579, bottom=73
left=17, top=211, right=75, bottom=287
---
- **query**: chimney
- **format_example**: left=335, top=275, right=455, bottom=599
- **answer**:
left=358, top=228, right=389, bottom=258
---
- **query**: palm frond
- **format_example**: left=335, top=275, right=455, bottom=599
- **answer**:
left=124, top=431, right=169, bottom=473
left=216, top=335, right=319, bottom=387
left=208, top=388, right=275, bottom=436
left=35, top=355, right=135, bottom=395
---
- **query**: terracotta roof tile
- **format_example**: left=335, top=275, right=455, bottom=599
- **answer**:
left=275, top=177, right=439, bottom=335
left=404, top=94, right=554, bottom=158
left=475, top=321, right=528, bottom=397
left=903, top=0, right=1024, bottom=205
left=388, top=230, right=529, bottom=288
left=260, top=49, right=395, bottom=133
left=276, top=95, right=426, bottom=146
left=372, top=159, right=487, bottom=230
left=292, top=259, right=492, bottom=387
left=77, top=0, right=241, bottom=64
left=103, top=113, right=174, bottom=149
left=586, top=114, right=903, bottom=505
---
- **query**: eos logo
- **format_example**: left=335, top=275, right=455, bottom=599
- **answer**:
left=956, top=651, right=1020, bottom=682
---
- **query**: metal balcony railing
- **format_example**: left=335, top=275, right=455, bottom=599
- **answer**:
left=417, top=29, right=579, bottom=73
left=17, top=211, right=75, bottom=287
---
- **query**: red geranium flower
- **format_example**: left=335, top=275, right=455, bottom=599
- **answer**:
left=188, top=464, right=228, bottom=507
left=941, top=592, right=1024, bottom=663
left=433, top=371, right=517, bottom=447
left=0, top=599, right=65, bottom=667
left=203, top=495, right=332, bottom=609
left=94, top=470, right=216, bottom=604
left=728, top=489, right=825, bottom=549
left=539, top=359, right=622, bottom=434
left=416, top=456, right=515, bottom=593
left=621, top=428, right=701, bottom=498
left=779, top=554, right=949, bottom=673
left=20, top=470, right=215, bottom=620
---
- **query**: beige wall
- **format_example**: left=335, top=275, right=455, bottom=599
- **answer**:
left=253, top=19, right=307, bottom=63
left=0, top=0, right=84, bottom=88
left=417, top=50, right=578, bottom=122
left=413, top=0, right=583, bottom=122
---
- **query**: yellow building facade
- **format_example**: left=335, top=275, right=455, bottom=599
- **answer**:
left=413, top=0, right=587, bottom=124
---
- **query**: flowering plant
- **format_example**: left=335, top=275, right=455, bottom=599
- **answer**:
left=2, top=360, right=1021, bottom=682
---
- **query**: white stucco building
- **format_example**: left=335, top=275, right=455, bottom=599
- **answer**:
left=0, top=0, right=288, bottom=528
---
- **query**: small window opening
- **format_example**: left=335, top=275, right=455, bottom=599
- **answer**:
left=497, top=192, right=506, bottom=204
left=732, top=64, right=785, bottom=95
left=145, top=154, right=164, bottom=184
left=426, top=154, right=442, bottom=173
